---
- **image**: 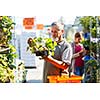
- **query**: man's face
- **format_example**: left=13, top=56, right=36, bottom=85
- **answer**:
left=51, top=25, right=62, bottom=41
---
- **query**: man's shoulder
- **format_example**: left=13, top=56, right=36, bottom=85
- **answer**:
left=62, top=40, right=72, bottom=50
left=63, top=39, right=70, bottom=45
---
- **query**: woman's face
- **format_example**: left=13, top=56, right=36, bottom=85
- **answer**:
left=75, top=37, right=82, bottom=43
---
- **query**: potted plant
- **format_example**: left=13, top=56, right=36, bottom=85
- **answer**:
left=27, top=37, right=57, bottom=57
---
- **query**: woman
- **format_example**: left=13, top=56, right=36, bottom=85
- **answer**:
left=71, top=32, right=84, bottom=76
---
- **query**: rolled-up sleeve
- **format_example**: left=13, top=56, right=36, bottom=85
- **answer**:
left=62, top=45, right=73, bottom=65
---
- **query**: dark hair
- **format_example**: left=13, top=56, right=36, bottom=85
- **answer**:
left=75, top=32, right=81, bottom=38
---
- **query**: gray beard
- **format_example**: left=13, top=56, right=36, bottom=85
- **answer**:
left=52, top=37, right=59, bottom=42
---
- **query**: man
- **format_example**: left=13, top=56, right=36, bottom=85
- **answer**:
left=43, top=22, right=73, bottom=83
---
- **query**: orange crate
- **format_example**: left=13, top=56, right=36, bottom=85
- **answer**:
left=47, top=76, right=58, bottom=83
left=48, top=75, right=82, bottom=83
left=69, top=75, right=82, bottom=83
left=58, top=75, right=82, bottom=83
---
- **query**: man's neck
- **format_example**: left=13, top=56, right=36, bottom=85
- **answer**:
left=56, top=37, right=63, bottom=44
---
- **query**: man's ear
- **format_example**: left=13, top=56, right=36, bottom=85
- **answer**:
left=61, top=30, right=64, bottom=34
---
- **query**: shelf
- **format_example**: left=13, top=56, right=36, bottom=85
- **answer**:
left=0, top=47, right=10, bottom=54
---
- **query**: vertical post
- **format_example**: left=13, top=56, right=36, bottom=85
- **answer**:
left=96, top=16, right=100, bottom=67
left=95, top=16, right=100, bottom=82
left=13, top=16, right=16, bottom=47
left=89, top=17, right=92, bottom=57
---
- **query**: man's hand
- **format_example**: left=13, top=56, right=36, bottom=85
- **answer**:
left=48, top=55, right=66, bottom=65
left=68, top=67, right=72, bottom=73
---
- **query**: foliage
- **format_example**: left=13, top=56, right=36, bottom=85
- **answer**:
left=80, top=16, right=97, bottom=38
left=0, top=63, right=14, bottom=83
left=79, top=16, right=99, bottom=56
left=84, top=60, right=98, bottom=83
left=0, top=16, right=16, bottom=83
left=0, top=16, right=15, bottom=45
left=27, top=37, right=57, bottom=57
left=14, top=61, right=27, bottom=83
left=79, top=16, right=100, bottom=82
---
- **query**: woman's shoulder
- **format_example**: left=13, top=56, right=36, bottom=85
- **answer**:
left=79, top=43, right=83, bottom=47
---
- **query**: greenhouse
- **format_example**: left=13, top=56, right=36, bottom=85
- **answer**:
left=0, top=16, right=100, bottom=83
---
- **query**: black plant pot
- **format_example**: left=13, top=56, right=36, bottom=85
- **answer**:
left=0, top=80, right=3, bottom=83
left=36, top=50, right=48, bottom=57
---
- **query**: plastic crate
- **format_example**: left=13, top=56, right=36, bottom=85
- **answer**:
left=47, top=75, right=82, bottom=83
left=47, top=76, right=58, bottom=83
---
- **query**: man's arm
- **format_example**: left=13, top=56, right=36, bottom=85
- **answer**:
left=43, top=56, right=69, bottom=69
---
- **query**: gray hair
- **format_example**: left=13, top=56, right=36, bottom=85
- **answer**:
left=51, top=22, right=64, bottom=30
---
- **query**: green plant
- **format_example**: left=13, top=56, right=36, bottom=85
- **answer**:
left=84, top=60, right=98, bottom=83
left=79, top=16, right=100, bottom=82
left=0, top=60, right=15, bottom=83
left=27, top=37, right=57, bottom=57
left=15, top=62, right=27, bottom=83
left=0, top=16, right=16, bottom=83
left=0, top=16, right=15, bottom=45
left=80, top=16, right=97, bottom=38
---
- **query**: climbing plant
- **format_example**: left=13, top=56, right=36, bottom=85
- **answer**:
left=79, top=16, right=100, bottom=83
left=0, top=16, right=16, bottom=83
